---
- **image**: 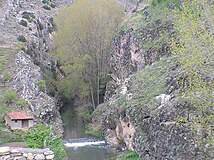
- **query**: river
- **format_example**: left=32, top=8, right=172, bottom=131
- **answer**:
left=60, top=105, right=115, bottom=160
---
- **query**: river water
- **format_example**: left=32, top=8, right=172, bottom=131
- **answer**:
left=61, top=106, right=115, bottom=160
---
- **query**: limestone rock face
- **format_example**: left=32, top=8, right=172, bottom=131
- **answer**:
left=93, top=1, right=205, bottom=159
left=12, top=51, right=63, bottom=136
left=0, top=0, right=71, bottom=136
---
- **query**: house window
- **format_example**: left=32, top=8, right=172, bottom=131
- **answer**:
left=15, top=120, right=17, bottom=123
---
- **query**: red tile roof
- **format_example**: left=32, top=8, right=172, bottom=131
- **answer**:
left=7, top=111, right=33, bottom=120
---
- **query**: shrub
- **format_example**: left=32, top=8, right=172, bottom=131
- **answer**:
left=43, top=5, right=51, bottom=10
left=50, top=3, right=56, bottom=8
left=42, top=0, right=49, bottom=4
left=17, top=35, right=27, bottom=42
left=0, top=105, right=11, bottom=123
left=19, top=19, right=28, bottom=27
left=3, top=90, right=17, bottom=103
left=38, top=80, right=46, bottom=91
left=25, top=124, right=67, bottom=159
left=17, top=98, right=27, bottom=107
left=46, top=137, right=67, bottom=160
left=25, top=124, right=50, bottom=148
left=77, top=109, right=91, bottom=122
left=124, top=151, right=139, bottom=159
left=22, top=12, right=35, bottom=22
left=3, top=71, right=11, bottom=82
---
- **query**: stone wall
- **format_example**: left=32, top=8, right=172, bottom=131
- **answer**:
left=0, top=147, right=54, bottom=160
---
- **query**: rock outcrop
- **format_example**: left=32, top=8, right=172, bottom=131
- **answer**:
left=93, top=1, right=209, bottom=159
left=0, top=0, right=71, bottom=136
left=12, top=51, right=63, bottom=135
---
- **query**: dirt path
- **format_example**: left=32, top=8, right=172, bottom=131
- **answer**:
left=0, top=142, right=27, bottom=148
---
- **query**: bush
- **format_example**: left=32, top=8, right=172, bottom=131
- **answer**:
left=46, top=137, right=67, bottom=160
left=77, top=109, right=91, bottom=122
left=22, top=12, right=35, bottom=22
left=38, top=80, right=46, bottom=91
left=110, top=151, right=139, bottom=160
left=124, top=151, right=139, bottom=159
left=25, top=124, right=67, bottom=159
left=43, top=5, right=51, bottom=10
left=50, top=3, right=56, bottom=8
left=17, top=35, right=27, bottom=42
left=3, top=71, right=11, bottom=82
left=17, top=98, right=27, bottom=107
left=0, top=105, right=11, bottom=123
left=19, top=19, right=28, bottom=27
left=42, top=0, right=49, bottom=4
left=25, top=124, right=50, bottom=148
left=3, top=90, right=17, bottom=103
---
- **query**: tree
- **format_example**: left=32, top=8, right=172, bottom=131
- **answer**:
left=171, top=0, right=214, bottom=158
left=54, top=0, right=124, bottom=109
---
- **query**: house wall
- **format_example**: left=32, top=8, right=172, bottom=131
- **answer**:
left=10, top=120, right=22, bottom=129
left=5, top=115, right=34, bottom=130
left=29, top=119, right=34, bottom=128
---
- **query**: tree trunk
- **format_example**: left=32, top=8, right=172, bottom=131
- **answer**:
left=90, top=82, right=96, bottom=110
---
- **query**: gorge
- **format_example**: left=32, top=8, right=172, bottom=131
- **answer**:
left=0, top=0, right=213, bottom=160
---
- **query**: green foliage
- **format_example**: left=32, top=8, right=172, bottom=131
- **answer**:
left=0, top=124, right=26, bottom=144
left=3, top=71, right=11, bottom=82
left=17, top=98, right=27, bottom=107
left=54, top=0, right=124, bottom=107
left=43, top=5, right=51, bottom=10
left=22, top=11, right=35, bottom=22
left=38, top=80, right=46, bottom=91
left=17, top=35, right=27, bottom=42
left=170, top=0, right=214, bottom=158
left=46, top=137, right=66, bottom=160
left=130, top=57, right=174, bottom=108
left=25, top=124, right=50, bottom=148
left=42, top=0, right=49, bottom=4
left=85, top=124, right=104, bottom=138
left=119, top=0, right=178, bottom=31
left=25, top=124, right=67, bottom=158
left=19, top=19, right=28, bottom=27
left=0, top=55, right=6, bottom=70
left=3, top=90, right=17, bottom=103
left=124, top=151, right=139, bottom=159
left=152, top=0, right=168, bottom=6
left=77, top=109, right=92, bottom=122
left=0, top=105, right=11, bottom=123
left=110, top=151, right=139, bottom=160
left=50, top=3, right=56, bottom=8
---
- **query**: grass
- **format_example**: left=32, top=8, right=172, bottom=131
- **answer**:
left=110, top=151, right=139, bottom=160
left=130, top=56, right=174, bottom=108
left=138, top=30, right=171, bottom=50
left=0, top=124, right=26, bottom=145
left=119, top=0, right=178, bottom=31
left=0, top=55, right=6, bottom=70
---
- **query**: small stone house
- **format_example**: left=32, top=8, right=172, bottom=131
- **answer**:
left=5, top=111, right=34, bottom=130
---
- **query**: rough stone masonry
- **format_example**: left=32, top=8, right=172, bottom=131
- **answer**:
left=0, top=147, right=54, bottom=160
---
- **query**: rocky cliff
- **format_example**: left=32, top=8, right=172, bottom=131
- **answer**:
left=93, top=0, right=212, bottom=159
left=0, top=0, right=71, bottom=136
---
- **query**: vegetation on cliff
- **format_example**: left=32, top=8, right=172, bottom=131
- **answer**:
left=171, top=0, right=214, bottom=157
left=92, top=0, right=214, bottom=159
